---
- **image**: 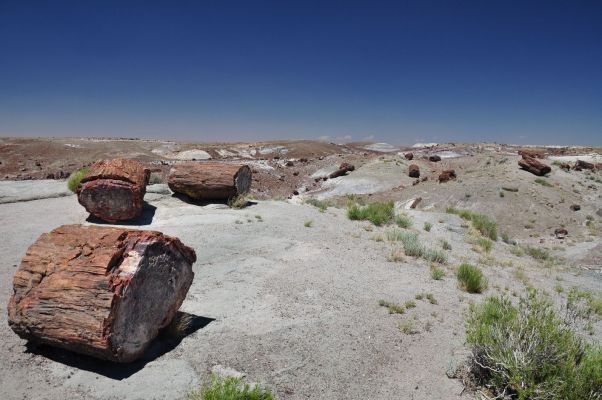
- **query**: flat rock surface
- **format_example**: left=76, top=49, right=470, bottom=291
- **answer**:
left=0, top=179, right=73, bottom=203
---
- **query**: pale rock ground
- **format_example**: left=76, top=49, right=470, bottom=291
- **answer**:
left=1, top=146, right=601, bottom=400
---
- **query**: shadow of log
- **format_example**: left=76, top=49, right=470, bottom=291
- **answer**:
left=171, top=192, right=256, bottom=208
left=25, top=312, right=214, bottom=380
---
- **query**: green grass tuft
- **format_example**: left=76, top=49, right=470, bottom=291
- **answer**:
left=534, top=177, right=553, bottom=187
left=378, top=299, right=405, bottom=314
left=446, top=207, right=497, bottom=241
left=477, top=237, right=493, bottom=253
left=423, top=222, right=432, bottom=232
left=457, top=263, right=487, bottom=293
left=395, top=214, right=413, bottom=228
left=347, top=201, right=395, bottom=226
left=431, top=266, right=445, bottom=280
left=187, top=374, right=274, bottom=400
left=67, top=167, right=90, bottom=193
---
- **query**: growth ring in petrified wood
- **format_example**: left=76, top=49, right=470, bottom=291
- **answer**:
left=168, top=162, right=252, bottom=201
left=77, top=158, right=150, bottom=222
left=7, top=224, right=196, bottom=363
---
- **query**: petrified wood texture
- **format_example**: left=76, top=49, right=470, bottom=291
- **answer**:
left=408, top=164, right=420, bottom=178
left=518, top=155, right=551, bottom=176
left=77, top=159, right=150, bottom=222
left=168, top=162, right=251, bottom=200
left=7, top=224, right=196, bottom=363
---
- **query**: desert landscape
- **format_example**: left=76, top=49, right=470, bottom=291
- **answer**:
left=0, top=137, right=601, bottom=399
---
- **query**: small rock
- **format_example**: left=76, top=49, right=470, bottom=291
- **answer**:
left=285, top=161, right=294, bottom=167
left=554, top=228, right=568, bottom=239
left=438, top=169, right=456, bottom=183
left=293, top=171, right=299, bottom=176
left=502, top=186, right=519, bottom=192
left=293, top=190, right=299, bottom=195
left=429, top=155, right=441, bottom=162
left=410, top=197, right=422, bottom=209
left=404, top=153, right=414, bottom=160
left=570, top=204, right=581, bottom=211
left=408, top=164, right=420, bottom=178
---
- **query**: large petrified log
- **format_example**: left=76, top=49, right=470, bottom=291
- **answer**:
left=168, top=162, right=251, bottom=200
left=7, top=224, right=196, bottom=363
left=77, top=159, right=150, bottom=222
left=518, top=155, right=551, bottom=176
left=408, top=164, right=420, bottom=178
left=438, top=169, right=457, bottom=183
left=329, top=163, right=355, bottom=179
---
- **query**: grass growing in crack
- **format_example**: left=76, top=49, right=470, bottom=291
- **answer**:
left=67, top=166, right=90, bottom=192
left=423, top=222, right=432, bottom=232
left=378, top=300, right=405, bottom=314
left=304, top=220, right=313, bottom=228
left=347, top=201, right=395, bottom=226
left=457, top=263, right=487, bottom=293
left=465, top=290, right=602, bottom=400
left=446, top=207, right=498, bottom=241
left=187, top=374, right=274, bottom=400
left=477, top=237, right=493, bottom=253
left=431, top=266, right=446, bottom=280
left=395, top=214, right=413, bottom=228
left=534, top=177, right=553, bottom=187
left=228, top=194, right=249, bottom=209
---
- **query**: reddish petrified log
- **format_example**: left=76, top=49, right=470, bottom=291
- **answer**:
left=410, top=197, right=422, bottom=209
left=573, top=159, right=595, bottom=171
left=518, top=149, right=546, bottom=159
left=168, top=162, right=252, bottom=201
left=404, top=153, right=414, bottom=160
left=429, top=155, right=441, bottom=162
left=7, top=224, right=196, bottom=363
left=329, top=163, right=355, bottom=179
left=518, top=156, right=551, bottom=176
left=438, top=169, right=457, bottom=183
left=77, top=159, right=149, bottom=222
left=408, top=164, right=420, bottom=178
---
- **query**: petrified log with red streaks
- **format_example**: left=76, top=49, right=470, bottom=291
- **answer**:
left=7, top=224, right=196, bottom=363
left=168, top=162, right=252, bottom=200
left=518, top=155, right=551, bottom=176
left=77, top=159, right=150, bottom=222
left=408, top=164, right=420, bottom=178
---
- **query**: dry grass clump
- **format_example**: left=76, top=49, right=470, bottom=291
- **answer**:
left=228, top=194, right=249, bottom=209
left=378, top=299, right=405, bottom=314
left=465, top=290, right=602, bottom=400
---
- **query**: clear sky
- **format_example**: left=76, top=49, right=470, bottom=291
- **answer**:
left=1, top=0, right=601, bottom=145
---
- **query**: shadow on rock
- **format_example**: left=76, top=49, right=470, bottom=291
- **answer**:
left=25, top=312, right=214, bottom=380
left=171, top=192, right=257, bottom=208
left=85, top=202, right=157, bottom=226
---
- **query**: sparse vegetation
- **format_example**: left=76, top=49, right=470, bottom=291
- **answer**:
left=386, top=248, right=404, bottom=262
left=399, top=319, right=419, bottom=334
left=457, top=263, right=487, bottom=293
left=379, top=299, right=405, bottom=314
left=534, top=177, right=553, bottom=187
left=304, top=220, right=313, bottom=228
left=305, top=198, right=331, bottom=212
left=66, top=166, right=89, bottom=192
left=148, top=171, right=164, bottom=184
left=228, top=194, right=248, bottom=209
left=477, top=237, right=493, bottom=253
left=395, top=214, right=413, bottom=228
left=446, top=207, right=497, bottom=240
left=347, top=201, right=395, bottom=226
left=423, top=222, right=432, bottom=232
left=187, top=374, right=274, bottom=400
left=424, top=248, right=447, bottom=264
left=465, top=290, right=602, bottom=400
left=522, top=244, right=551, bottom=261
left=431, top=266, right=445, bottom=280
left=370, top=233, right=385, bottom=242
left=426, top=293, right=437, bottom=305
left=404, top=300, right=416, bottom=309
left=441, top=240, right=452, bottom=250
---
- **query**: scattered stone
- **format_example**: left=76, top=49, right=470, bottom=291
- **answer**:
left=502, top=186, right=519, bottom=192
left=560, top=162, right=571, bottom=171
left=404, top=153, right=414, bottom=160
left=428, top=155, right=441, bottom=162
left=285, top=161, right=294, bottom=167
left=293, top=190, right=299, bottom=195
left=554, top=228, right=568, bottom=239
left=410, top=197, right=422, bottom=209
left=518, top=155, right=551, bottom=176
left=329, top=163, right=355, bottom=179
left=408, top=164, right=420, bottom=178
left=78, top=159, right=149, bottom=222
left=518, top=149, right=546, bottom=159
left=570, top=204, right=581, bottom=211
left=293, top=171, right=299, bottom=176
left=7, top=224, right=196, bottom=363
left=438, top=169, right=456, bottom=183
left=168, top=162, right=251, bottom=201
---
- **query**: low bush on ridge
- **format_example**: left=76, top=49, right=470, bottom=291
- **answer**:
left=446, top=207, right=498, bottom=241
left=457, top=263, right=487, bottom=293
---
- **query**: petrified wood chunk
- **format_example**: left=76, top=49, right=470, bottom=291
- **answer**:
left=77, top=159, right=150, bottom=222
left=404, top=152, right=414, bottom=160
left=168, top=162, right=251, bottom=200
left=518, top=149, right=546, bottom=159
left=518, top=155, right=551, bottom=176
left=329, top=163, right=355, bottom=179
left=574, top=159, right=594, bottom=171
left=408, top=164, right=420, bottom=178
left=7, top=224, right=196, bottom=363
left=438, top=169, right=457, bottom=183
left=429, top=155, right=441, bottom=162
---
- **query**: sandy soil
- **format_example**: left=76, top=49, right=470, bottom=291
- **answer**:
left=1, top=139, right=601, bottom=400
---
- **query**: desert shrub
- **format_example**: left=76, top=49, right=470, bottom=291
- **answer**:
left=304, top=220, right=313, bottom=228
left=66, top=167, right=89, bottom=193
left=378, top=299, right=405, bottom=314
left=534, top=177, right=553, bottom=187
left=431, top=266, right=445, bottom=280
left=395, top=214, right=413, bottom=228
left=188, top=374, right=274, bottom=400
left=397, top=231, right=424, bottom=257
left=522, top=245, right=550, bottom=261
left=465, top=291, right=602, bottom=400
left=441, top=240, right=452, bottom=250
left=148, top=171, right=164, bottom=184
left=386, top=248, right=404, bottom=262
left=565, top=287, right=602, bottom=325
left=347, top=201, right=395, bottom=226
left=477, top=237, right=493, bottom=253
left=228, top=194, right=248, bottom=209
left=305, top=198, right=330, bottom=212
left=446, top=207, right=497, bottom=240
left=457, top=263, right=487, bottom=293
left=386, top=229, right=404, bottom=242
left=424, top=248, right=447, bottom=264
left=424, top=222, right=432, bottom=232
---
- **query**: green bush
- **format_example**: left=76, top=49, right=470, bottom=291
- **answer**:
left=465, top=291, right=602, bottom=399
left=522, top=245, right=551, bottom=261
left=424, top=222, right=432, bottom=232
left=66, top=167, right=90, bottom=193
left=305, top=198, right=331, bottom=212
left=456, top=263, right=487, bottom=293
left=378, top=299, right=405, bottom=314
left=188, top=374, right=274, bottom=400
left=446, top=207, right=498, bottom=241
left=347, top=201, right=395, bottom=226
left=477, top=237, right=493, bottom=253
left=424, top=248, right=447, bottom=264
left=431, top=266, right=445, bottom=280
left=395, top=214, right=413, bottom=228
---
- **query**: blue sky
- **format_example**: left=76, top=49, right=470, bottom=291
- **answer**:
left=1, top=0, right=601, bottom=145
